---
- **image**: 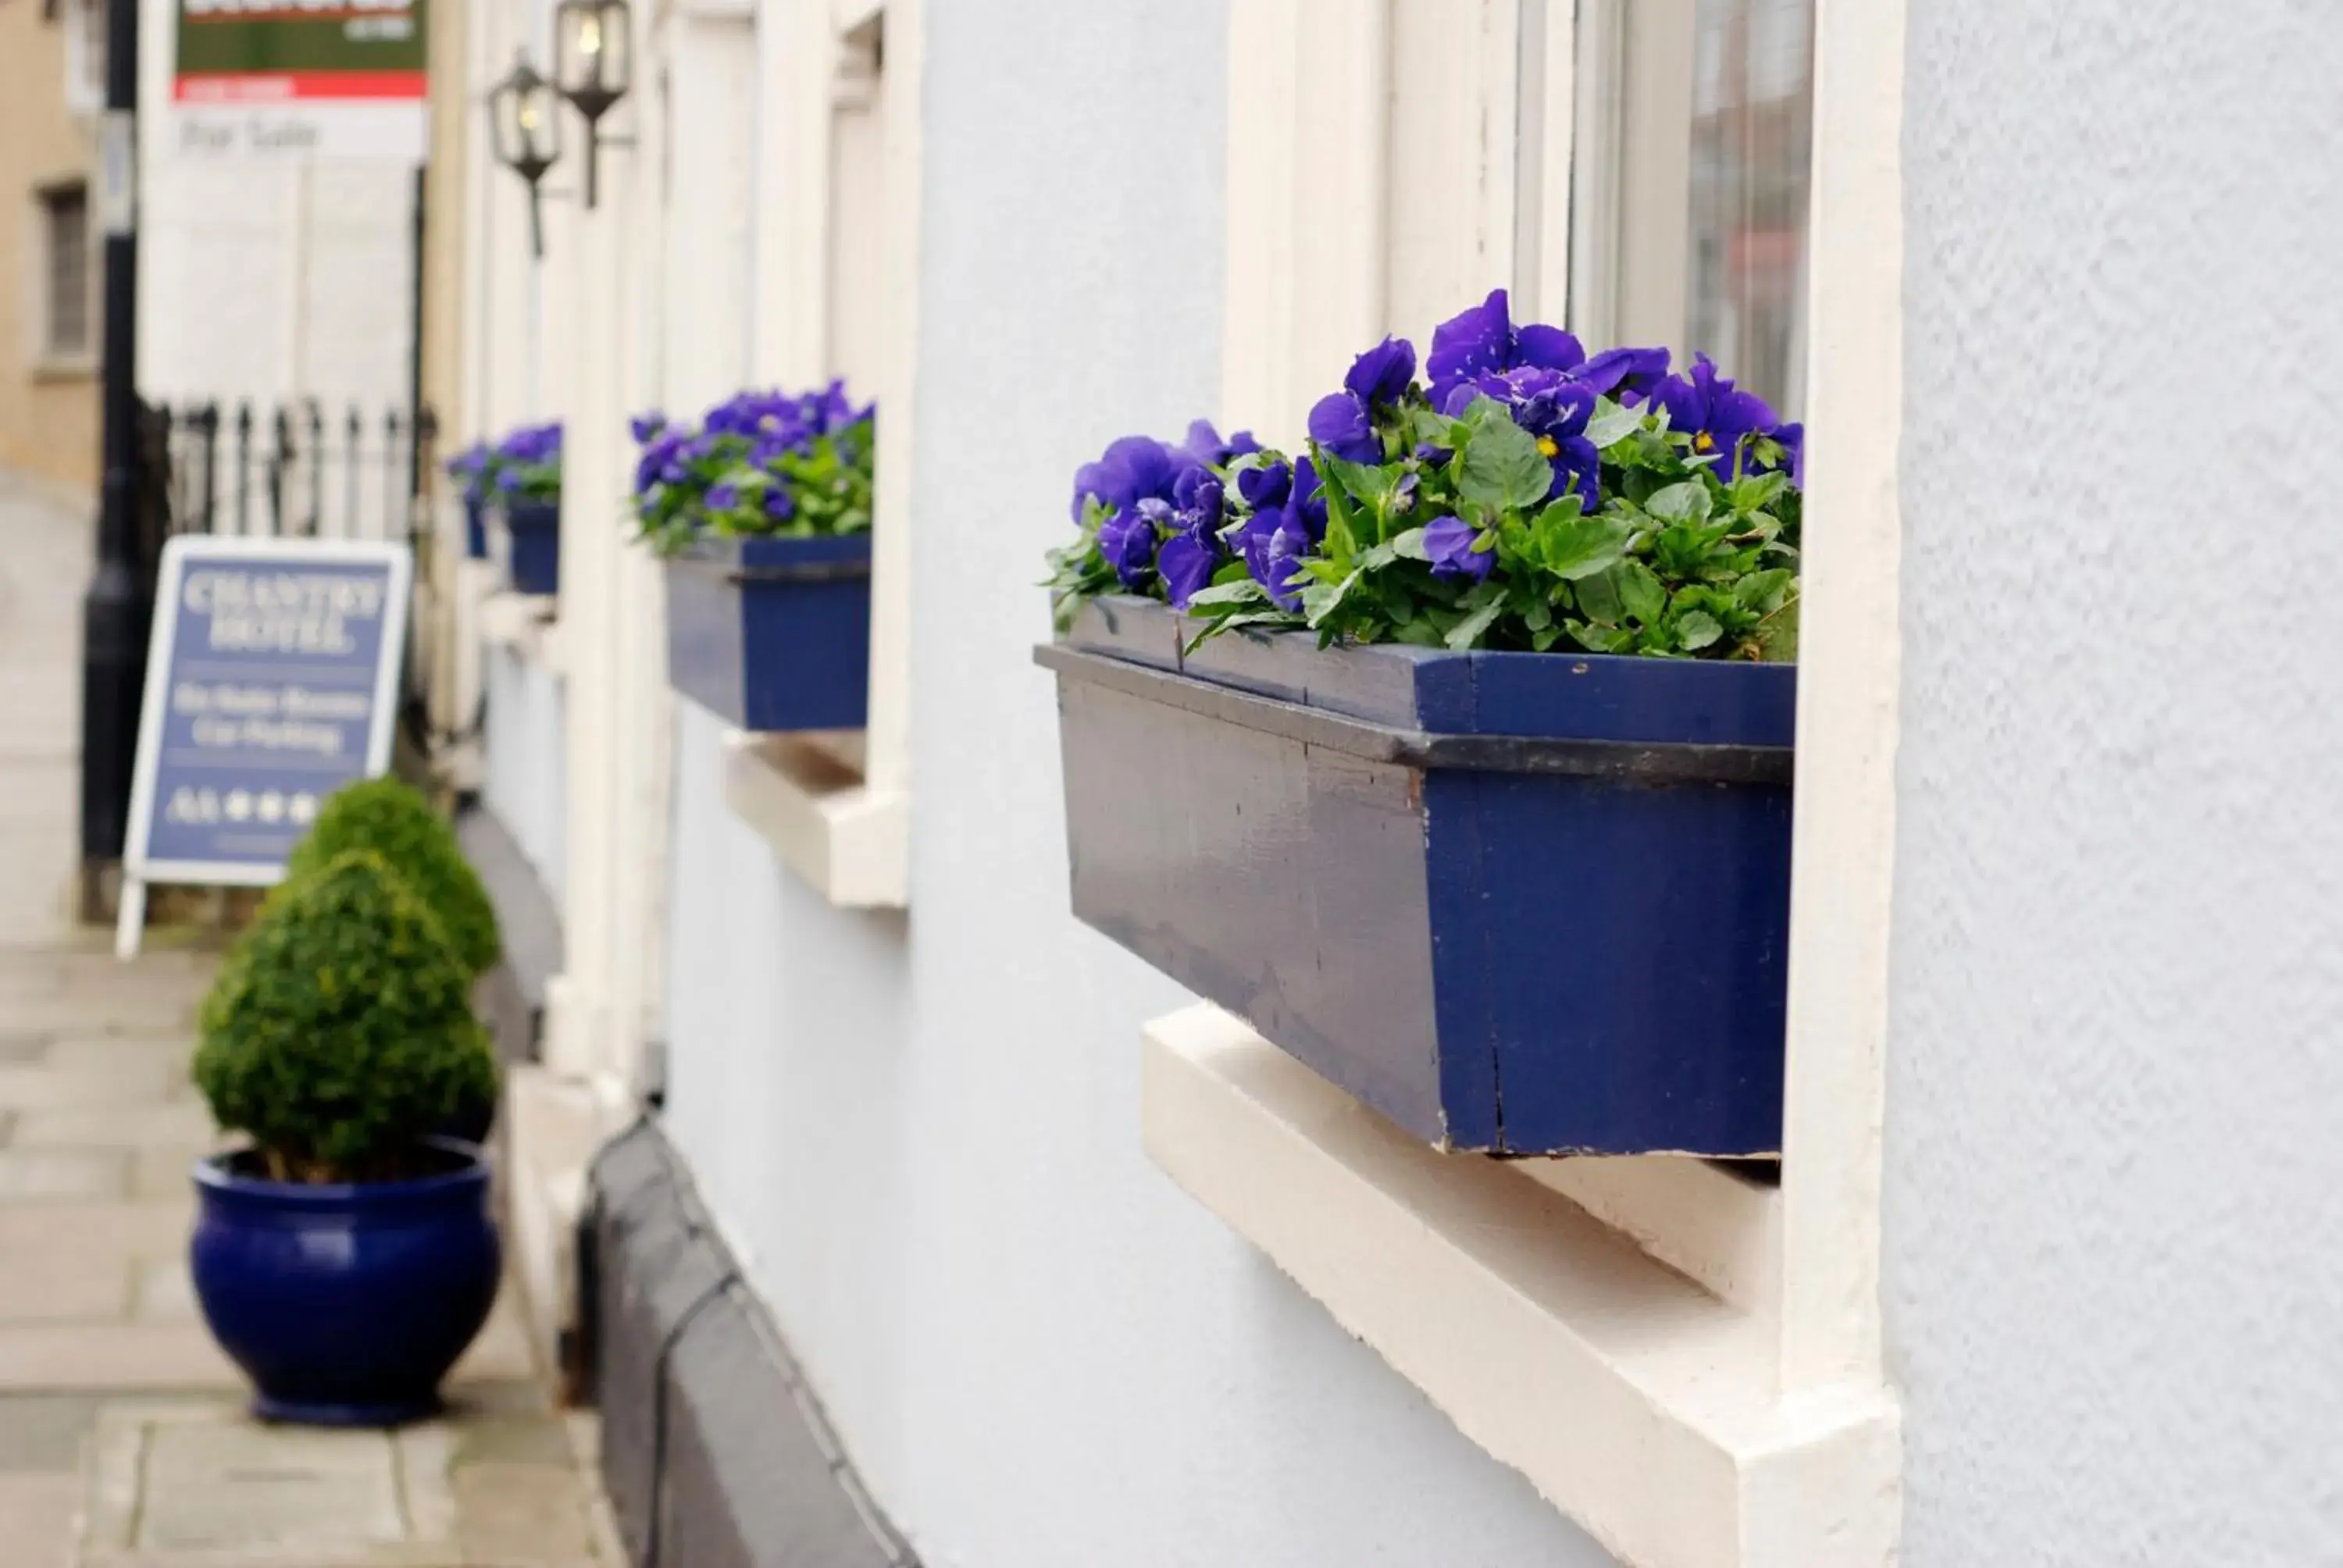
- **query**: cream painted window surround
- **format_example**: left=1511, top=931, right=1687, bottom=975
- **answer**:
left=477, top=580, right=565, bottom=672
left=727, top=0, right=915, bottom=908
left=1154, top=2, right=1906, bottom=1563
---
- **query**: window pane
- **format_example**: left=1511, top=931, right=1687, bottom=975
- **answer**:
left=46, top=187, right=90, bottom=357
left=82, top=0, right=109, bottom=100
left=1683, top=0, right=1813, bottom=419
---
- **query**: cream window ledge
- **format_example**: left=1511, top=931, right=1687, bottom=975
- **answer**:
left=476, top=578, right=565, bottom=675
left=720, top=730, right=906, bottom=908
left=1141, top=1003, right=1899, bottom=1568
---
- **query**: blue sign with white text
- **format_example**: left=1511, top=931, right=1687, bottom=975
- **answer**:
left=128, top=540, right=411, bottom=880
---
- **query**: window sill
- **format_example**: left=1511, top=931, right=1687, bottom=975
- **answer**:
left=478, top=586, right=564, bottom=675
left=1140, top=1003, right=1899, bottom=1568
left=31, top=355, right=96, bottom=383
left=719, top=730, right=907, bottom=908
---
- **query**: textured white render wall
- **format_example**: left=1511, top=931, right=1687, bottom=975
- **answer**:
left=481, top=647, right=566, bottom=907
left=1886, top=6, right=2343, bottom=1565
left=658, top=1, right=1618, bottom=1562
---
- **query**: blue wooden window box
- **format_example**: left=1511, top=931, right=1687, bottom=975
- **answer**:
left=463, top=496, right=488, bottom=561
left=498, top=498, right=562, bottom=596
left=1036, top=596, right=1796, bottom=1157
left=661, top=535, right=872, bottom=733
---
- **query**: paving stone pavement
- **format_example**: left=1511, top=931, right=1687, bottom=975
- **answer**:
left=0, top=471, right=622, bottom=1565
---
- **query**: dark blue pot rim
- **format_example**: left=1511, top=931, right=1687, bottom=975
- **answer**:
left=195, top=1136, right=489, bottom=1212
left=1036, top=640, right=1793, bottom=786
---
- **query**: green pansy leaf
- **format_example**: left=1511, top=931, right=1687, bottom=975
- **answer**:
left=1733, top=567, right=1796, bottom=615
left=1564, top=620, right=1633, bottom=655
left=1535, top=506, right=1635, bottom=581
left=1616, top=559, right=1667, bottom=624
left=1183, top=609, right=1297, bottom=654
left=1318, top=453, right=1400, bottom=508
left=1457, top=408, right=1554, bottom=514
left=1676, top=610, right=1724, bottom=651
left=1644, top=480, right=1712, bottom=524
left=1393, top=618, right=1446, bottom=648
left=1584, top=399, right=1645, bottom=451
left=1182, top=579, right=1270, bottom=611
left=1752, top=593, right=1799, bottom=663
left=1389, top=526, right=1431, bottom=561
left=1574, top=566, right=1626, bottom=626
left=1444, top=597, right=1507, bottom=650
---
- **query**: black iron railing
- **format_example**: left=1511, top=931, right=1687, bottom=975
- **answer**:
left=138, top=398, right=437, bottom=582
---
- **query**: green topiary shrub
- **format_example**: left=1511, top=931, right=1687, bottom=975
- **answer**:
left=278, top=776, right=501, bottom=978
left=195, top=850, right=497, bottom=1184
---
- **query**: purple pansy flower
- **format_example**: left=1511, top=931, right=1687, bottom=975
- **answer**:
left=1448, top=365, right=1602, bottom=510
left=763, top=486, right=795, bottom=522
left=1235, top=456, right=1293, bottom=512
left=1236, top=458, right=1326, bottom=609
left=706, top=481, right=740, bottom=511
left=1426, top=290, right=1584, bottom=406
left=1657, top=354, right=1784, bottom=480
left=632, top=432, right=685, bottom=496
left=1574, top=346, right=1671, bottom=406
left=1097, top=497, right=1172, bottom=587
left=629, top=412, right=665, bottom=444
left=1423, top=515, right=1492, bottom=582
left=1183, top=420, right=1262, bottom=468
left=1307, top=336, right=1418, bottom=464
left=1070, top=434, right=1199, bottom=525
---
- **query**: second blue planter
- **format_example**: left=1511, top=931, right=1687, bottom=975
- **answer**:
left=501, top=499, right=562, bottom=595
left=662, top=534, right=872, bottom=732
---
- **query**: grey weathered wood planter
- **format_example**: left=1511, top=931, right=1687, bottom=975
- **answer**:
left=1036, top=595, right=1796, bottom=1157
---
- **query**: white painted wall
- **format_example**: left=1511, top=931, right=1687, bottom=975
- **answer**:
left=1885, top=5, right=2343, bottom=1564
left=657, top=1, right=1617, bottom=1561
left=481, top=647, right=565, bottom=905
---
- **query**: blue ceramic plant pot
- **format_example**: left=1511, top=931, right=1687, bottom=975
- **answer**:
left=502, top=499, right=562, bottom=595
left=463, top=496, right=488, bottom=561
left=662, top=534, right=872, bottom=731
left=191, top=1138, right=501, bottom=1427
left=1039, top=596, right=1796, bottom=1158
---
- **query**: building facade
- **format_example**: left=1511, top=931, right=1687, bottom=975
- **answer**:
left=0, top=0, right=102, bottom=487
left=446, top=2, right=2343, bottom=1565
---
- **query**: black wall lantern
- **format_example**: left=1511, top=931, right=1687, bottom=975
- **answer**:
left=489, top=52, right=564, bottom=258
left=554, top=0, right=631, bottom=209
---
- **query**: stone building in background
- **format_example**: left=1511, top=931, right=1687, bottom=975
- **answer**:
left=0, top=0, right=103, bottom=486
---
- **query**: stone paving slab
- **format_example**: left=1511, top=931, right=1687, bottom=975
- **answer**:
left=0, top=1395, right=105, bottom=1471
left=0, top=1148, right=135, bottom=1202
left=0, top=1249, right=133, bottom=1324
left=76, top=1402, right=612, bottom=1568
left=12, top=1103, right=220, bottom=1151
left=0, top=1471, right=82, bottom=1564
left=0, top=1060, right=176, bottom=1110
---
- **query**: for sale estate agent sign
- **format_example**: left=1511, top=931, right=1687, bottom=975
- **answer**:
left=173, top=0, right=429, bottom=160
left=119, top=538, right=412, bottom=954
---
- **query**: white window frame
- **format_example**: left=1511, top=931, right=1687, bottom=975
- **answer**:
left=734, top=0, right=915, bottom=907
left=31, top=180, right=97, bottom=376
left=62, top=0, right=107, bottom=118
left=1176, top=2, right=1906, bottom=1560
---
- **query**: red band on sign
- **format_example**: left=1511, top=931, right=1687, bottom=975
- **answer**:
left=173, top=71, right=427, bottom=102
